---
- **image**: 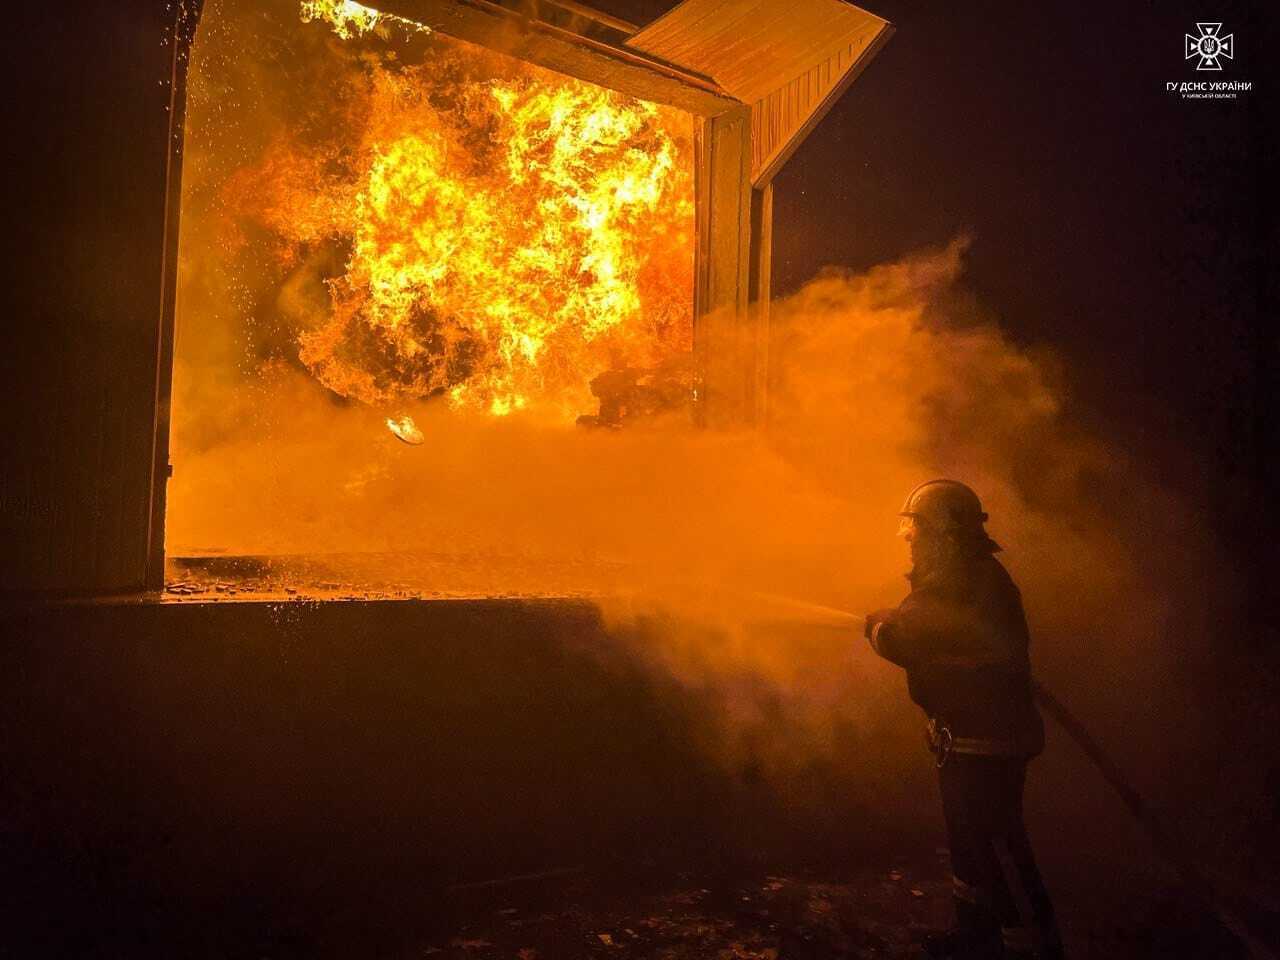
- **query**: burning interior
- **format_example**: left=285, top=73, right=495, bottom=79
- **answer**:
left=163, top=0, right=891, bottom=597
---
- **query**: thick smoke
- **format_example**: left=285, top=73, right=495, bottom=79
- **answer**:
left=170, top=0, right=1275, bottom=888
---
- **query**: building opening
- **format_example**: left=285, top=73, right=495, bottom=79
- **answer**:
left=159, top=0, right=891, bottom=599
left=166, top=0, right=698, bottom=596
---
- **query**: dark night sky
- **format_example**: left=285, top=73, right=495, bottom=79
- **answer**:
left=605, top=0, right=1269, bottom=562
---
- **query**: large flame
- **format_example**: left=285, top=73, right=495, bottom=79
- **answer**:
left=299, top=0, right=428, bottom=39
left=229, top=18, right=695, bottom=420
left=300, top=0, right=381, bottom=38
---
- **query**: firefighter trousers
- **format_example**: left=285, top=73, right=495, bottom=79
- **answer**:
left=939, top=755, right=1063, bottom=957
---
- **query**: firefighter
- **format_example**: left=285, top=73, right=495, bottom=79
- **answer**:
left=864, top=480, right=1064, bottom=959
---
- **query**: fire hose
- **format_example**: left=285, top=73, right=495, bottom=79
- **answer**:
left=749, top=592, right=1278, bottom=960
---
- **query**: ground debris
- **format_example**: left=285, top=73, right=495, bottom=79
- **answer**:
left=413, top=866, right=951, bottom=959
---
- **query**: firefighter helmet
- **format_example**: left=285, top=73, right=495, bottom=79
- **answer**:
left=899, top=479, right=989, bottom=534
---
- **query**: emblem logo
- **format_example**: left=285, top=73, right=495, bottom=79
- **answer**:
left=1185, top=23, right=1234, bottom=71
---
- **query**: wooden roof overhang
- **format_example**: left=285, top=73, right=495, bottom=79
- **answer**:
left=371, top=0, right=746, bottom=117
left=628, top=0, right=893, bottom=185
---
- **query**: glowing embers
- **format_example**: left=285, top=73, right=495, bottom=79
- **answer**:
left=225, top=29, right=695, bottom=422
left=299, top=0, right=429, bottom=39
left=385, top=414, right=424, bottom=445
left=299, top=0, right=382, bottom=37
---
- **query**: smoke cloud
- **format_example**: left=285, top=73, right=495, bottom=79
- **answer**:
left=170, top=0, right=1276, bottom=888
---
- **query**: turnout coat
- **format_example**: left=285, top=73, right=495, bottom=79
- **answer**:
left=867, top=554, right=1044, bottom=759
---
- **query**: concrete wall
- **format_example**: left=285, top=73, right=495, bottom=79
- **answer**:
left=0, top=3, right=198, bottom=594
left=1, top=598, right=933, bottom=951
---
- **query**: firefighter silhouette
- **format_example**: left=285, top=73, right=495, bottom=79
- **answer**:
left=866, top=480, right=1065, bottom=960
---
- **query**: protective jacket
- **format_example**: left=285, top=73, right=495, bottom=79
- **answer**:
left=868, top=553, right=1044, bottom=758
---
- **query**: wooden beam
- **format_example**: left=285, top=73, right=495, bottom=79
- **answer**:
left=748, top=182, right=773, bottom=425
left=546, top=0, right=637, bottom=35
left=693, top=107, right=754, bottom=427
left=752, top=22, right=894, bottom=186
left=374, top=0, right=742, bottom=116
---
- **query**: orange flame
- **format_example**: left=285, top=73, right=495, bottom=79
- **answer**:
left=299, top=0, right=429, bottom=39
left=233, top=32, right=695, bottom=421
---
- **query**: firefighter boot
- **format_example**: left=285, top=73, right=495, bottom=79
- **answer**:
left=922, top=898, right=1002, bottom=958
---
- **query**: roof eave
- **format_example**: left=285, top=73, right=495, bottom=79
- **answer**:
left=373, top=0, right=744, bottom=116
left=753, top=21, right=894, bottom=186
